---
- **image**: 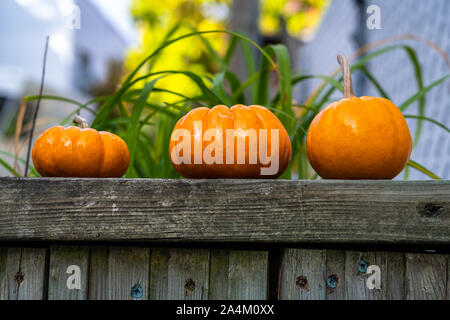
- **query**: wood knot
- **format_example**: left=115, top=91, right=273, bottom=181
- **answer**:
left=358, top=258, right=368, bottom=273
left=327, top=274, right=338, bottom=289
left=15, top=271, right=24, bottom=284
left=295, top=275, right=308, bottom=290
left=131, top=284, right=143, bottom=299
left=184, top=279, right=196, bottom=293
left=417, top=203, right=443, bottom=218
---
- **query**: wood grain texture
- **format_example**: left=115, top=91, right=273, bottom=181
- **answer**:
left=386, top=252, right=405, bottom=300
left=88, top=247, right=150, bottom=300
left=0, top=248, right=6, bottom=299
left=325, top=250, right=345, bottom=300
left=48, top=246, right=89, bottom=300
left=344, top=251, right=387, bottom=300
left=405, top=253, right=447, bottom=300
left=279, top=249, right=326, bottom=300
left=167, top=249, right=210, bottom=300
left=208, top=249, right=229, bottom=300
left=228, top=251, right=268, bottom=300
left=107, top=247, right=150, bottom=300
left=448, top=255, right=450, bottom=300
left=88, top=246, right=109, bottom=300
left=149, top=248, right=169, bottom=300
left=0, top=178, right=449, bottom=244
left=0, top=248, right=46, bottom=300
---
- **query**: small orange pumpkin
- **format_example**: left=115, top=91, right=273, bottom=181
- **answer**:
left=169, top=104, right=292, bottom=178
left=306, top=54, right=412, bottom=179
left=32, top=116, right=130, bottom=177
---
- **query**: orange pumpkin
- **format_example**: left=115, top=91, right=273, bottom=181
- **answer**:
left=32, top=116, right=130, bottom=178
left=169, top=104, right=292, bottom=178
left=306, top=54, right=412, bottom=179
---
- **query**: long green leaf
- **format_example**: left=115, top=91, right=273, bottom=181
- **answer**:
left=240, top=37, right=258, bottom=102
left=407, top=160, right=441, bottom=180
left=257, top=44, right=295, bottom=132
left=24, top=95, right=83, bottom=106
left=359, top=66, right=391, bottom=99
left=126, top=77, right=161, bottom=177
left=404, top=115, right=450, bottom=133
left=0, top=151, right=40, bottom=176
left=400, top=74, right=450, bottom=111
left=0, top=158, right=17, bottom=176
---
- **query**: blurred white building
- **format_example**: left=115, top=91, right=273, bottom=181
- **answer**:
left=0, top=0, right=134, bottom=175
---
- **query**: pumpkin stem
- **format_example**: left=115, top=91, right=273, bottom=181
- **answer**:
left=73, top=116, right=90, bottom=129
left=337, top=54, right=355, bottom=98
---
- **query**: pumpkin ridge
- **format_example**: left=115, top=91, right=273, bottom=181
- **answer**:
left=95, top=130, right=106, bottom=177
left=34, top=126, right=64, bottom=177
left=45, top=126, right=65, bottom=177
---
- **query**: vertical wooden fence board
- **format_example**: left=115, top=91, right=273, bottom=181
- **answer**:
left=88, top=247, right=109, bottom=300
left=405, top=254, right=446, bottom=300
left=344, top=251, right=387, bottom=300
left=107, top=247, right=150, bottom=300
left=0, top=248, right=46, bottom=300
left=386, top=252, right=405, bottom=300
left=2, top=248, right=22, bottom=300
left=279, top=249, right=326, bottom=300
left=325, top=250, right=345, bottom=300
left=88, top=247, right=150, bottom=300
left=447, top=255, right=450, bottom=300
left=167, top=249, right=210, bottom=300
left=48, top=246, right=89, bottom=300
left=0, top=248, right=7, bottom=300
left=149, top=248, right=169, bottom=300
left=208, top=250, right=229, bottom=300
left=228, top=250, right=268, bottom=300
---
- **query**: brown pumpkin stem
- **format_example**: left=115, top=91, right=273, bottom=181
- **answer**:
left=73, top=116, right=90, bottom=129
left=337, top=54, right=355, bottom=98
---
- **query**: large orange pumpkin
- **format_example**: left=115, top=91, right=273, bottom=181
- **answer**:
left=306, top=54, right=412, bottom=179
left=32, top=116, right=130, bottom=177
left=169, top=104, right=292, bottom=178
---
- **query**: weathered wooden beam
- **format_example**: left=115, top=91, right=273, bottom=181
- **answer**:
left=0, top=178, right=449, bottom=244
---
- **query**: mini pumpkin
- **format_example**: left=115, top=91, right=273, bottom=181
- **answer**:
left=306, top=54, right=412, bottom=179
left=169, top=104, right=292, bottom=178
left=32, top=116, right=130, bottom=178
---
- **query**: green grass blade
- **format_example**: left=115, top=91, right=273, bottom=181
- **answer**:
left=257, top=44, right=295, bottom=132
left=24, top=95, right=83, bottom=106
left=0, top=157, right=18, bottom=176
left=400, top=74, right=450, bottom=111
left=402, top=46, right=424, bottom=146
left=359, top=65, right=391, bottom=99
left=240, top=37, right=258, bottom=102
left=403, top=115, right=450, bottom=133
left=272, top=74, right=344, bottom=105
left=224, top=36, right=238, bottom=64
left=225, top=70, right=245, bottom=105
left=0, top=151, right=40, bottom=176
left=126, top=77, right=161, bottom=178
left=231, top=71, right=262, bottom=103
left=407, top=160, right=441, bottom=179
left=211, top=70, right=232, bottom=105
left=147, top=24, right=182, bottom=73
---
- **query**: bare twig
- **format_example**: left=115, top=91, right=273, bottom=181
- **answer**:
left=24, top=36, right=49, bottom=177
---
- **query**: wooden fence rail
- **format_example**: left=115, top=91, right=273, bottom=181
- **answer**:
left=0, top=178, right=449, bottom=300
